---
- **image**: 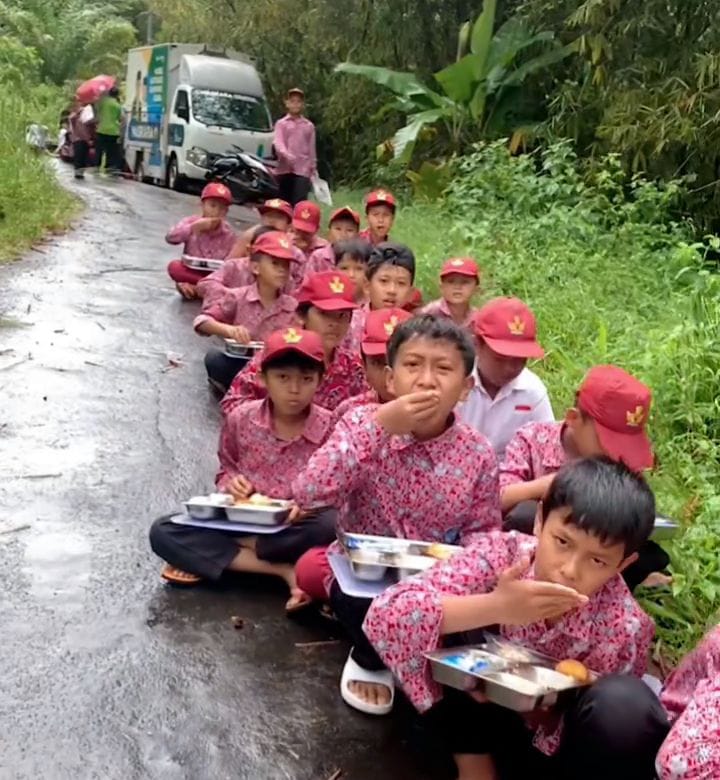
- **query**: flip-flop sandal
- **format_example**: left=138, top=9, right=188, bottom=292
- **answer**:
left=285, top=588, right=313, bottom=615
left=161, top=564, right=202, bottom=586
left=340, top=650, right=395, bottom=716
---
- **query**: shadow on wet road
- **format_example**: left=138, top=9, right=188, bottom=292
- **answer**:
left=0, top=167, right=446, bottom=780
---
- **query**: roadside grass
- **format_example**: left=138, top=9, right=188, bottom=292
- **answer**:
left=331, top=142, right=720, bottom=662
left=0, top=88, right=80, bottom=263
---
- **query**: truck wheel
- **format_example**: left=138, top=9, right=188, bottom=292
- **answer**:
left=166, top=155, right=185, bottom=192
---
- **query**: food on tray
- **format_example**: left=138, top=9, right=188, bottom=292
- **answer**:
left=425, top=543, right=455, bottom=560
left=235, top=493, right=273, bottom=507
left=493, top=644, right=535, bottom=664
left=555, top=659, right=589, bottom=683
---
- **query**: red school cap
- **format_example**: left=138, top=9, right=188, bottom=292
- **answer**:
left=260, top=327, right=324, bottom=368
left=329, top=206, right=360, bottom=226
left=361, top=308, right=412, bottom=357
left=365, top=189, right=397, bottom=212
left=287, top=87, right=305, bottom=98
left=403, top=287, right=424, bottom=313
left=440, top=257, right=480, bottom=279
left=295, top=271, right=358, bottom=312
left=252, top=230, right=297, bottom=262
left=292, top=200, right=321, bottom=233
left=474, top=297, right=545, bottom=359
left=259, top=198, right=293, bottom=220
left=577, top=365, right=654, bottom=472
left=201, top=181, right=233, bottom=205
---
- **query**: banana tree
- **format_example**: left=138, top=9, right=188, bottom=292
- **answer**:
left=335, top=0, right=574, bottom=163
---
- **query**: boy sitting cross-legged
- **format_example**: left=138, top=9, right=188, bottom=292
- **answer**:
left=149, top=328, right=337, bottom=612
left=292, top=315, right=501, bottom=716
left=364, top=457, right=669, bottom=780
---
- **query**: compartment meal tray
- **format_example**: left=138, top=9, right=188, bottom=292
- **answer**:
left=183, top=495, right=291, bottom=526
left=223, top=339, right=264, bottom=358
left=181, top=255, right=224, bottom=271
left=339, top=532, right=460, bottom=572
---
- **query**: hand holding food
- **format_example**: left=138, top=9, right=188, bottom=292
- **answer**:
left=227, top=325, right=251, bottom=344
left=227, top=474, right=254, bottom=502
left=375, top=391, right=441, bottom=435
left=192, top=217, right=220, bottom=234
left=555, top=659, right=590, bottom=683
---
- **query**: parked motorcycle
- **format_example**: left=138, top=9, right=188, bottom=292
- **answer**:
left=205, top=146, right=279, bottom=204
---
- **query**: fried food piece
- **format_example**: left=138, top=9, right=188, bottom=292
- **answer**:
left=234, top=493, right=273, bottom=507
left=555, top=659, right=590, bottom=683
left=425, top=543, right=455, bottom=561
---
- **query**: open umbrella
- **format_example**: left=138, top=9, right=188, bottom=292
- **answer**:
left=76, top=75, right=116, bottom=104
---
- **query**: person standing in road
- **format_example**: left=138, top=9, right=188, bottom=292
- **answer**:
left=273, top=88, right=317, bottom=206
left=95, top=86, right=123, bottom=177
left=68, top=101, right=94, bottom=180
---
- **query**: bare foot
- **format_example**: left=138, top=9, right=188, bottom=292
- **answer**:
left=347, top=680, right=392, bottom=708
left=176, top=282, right=197, bottom=299
left=640, top=572, right=673, bottom=588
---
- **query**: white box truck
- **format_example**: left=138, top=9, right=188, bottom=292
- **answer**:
left=124, top=43, right=274, bottom=189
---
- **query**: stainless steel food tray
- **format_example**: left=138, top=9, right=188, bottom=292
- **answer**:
left=339, top=532, right=460, bottom=575
left=652, top=514, right=679, bottom=541
left=181, top=255, right=224, bottom=271
left=223, top=339, right=264, bottom=358
left=184, top=494, right=291, bottom=526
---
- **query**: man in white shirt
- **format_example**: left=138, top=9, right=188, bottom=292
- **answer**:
left=456, top=296, right=554, bottom=455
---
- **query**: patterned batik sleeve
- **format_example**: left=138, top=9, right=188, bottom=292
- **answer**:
left=220, top=354, right=265, bottom=416
left=460, top=444, right=502, bottom=543
left=499, top=425, right=536, bottom=488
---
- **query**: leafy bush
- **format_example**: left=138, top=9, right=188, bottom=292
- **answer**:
left=336, top=141, right=720, bottom=660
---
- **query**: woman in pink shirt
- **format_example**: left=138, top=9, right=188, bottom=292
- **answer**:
left=273, top=88, right=317, bottom=206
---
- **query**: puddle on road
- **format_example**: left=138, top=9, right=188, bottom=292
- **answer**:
left=23, top=529, right=92, bottom=610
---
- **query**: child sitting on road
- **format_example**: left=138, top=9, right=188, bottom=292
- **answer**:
left=656, top=623, right=720, bottom=779
left=193, top=231, right=298, bottom=393
left=292, top=316, right=501, bottom=716
left=304, top=207, right=361, bottom=277
left=291, top=200, right=328, bottom=261
left=344, top=242, right=416, bottom=353
left=499, top=364, right=670, bottom=590
left=364, top=457, right=667, bottom=780
left=149, top=328, right=337, bottom=612
left=228, top=198, right=293, bottom=259
left=421, top=257, right=480, bottom=328
left=220, top=271, right=369, bottom=414
left=457, top=296, right=554, bottom=456
left=166, top=182, right=237, bottom=300
left=359, top=189, right=396, bottom=245
left=329, top=307, right=411, bottom=426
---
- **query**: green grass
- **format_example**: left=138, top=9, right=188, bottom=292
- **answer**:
left=0, top=87, right=80, bottom=263
left=332, top=141, right=720, bottom=663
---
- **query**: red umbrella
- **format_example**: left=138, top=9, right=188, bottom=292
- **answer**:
left=76, top=75, right=116, bottom=104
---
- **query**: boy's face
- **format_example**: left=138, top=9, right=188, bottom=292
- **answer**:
left=366, top=205, right=394, bottom=238
left=363, top=354, right=392, bottom=400
left=337, top=255, right=368, bottom=300
left=285, top=95, right=304, bottom=115
left=368, top=264, right=412, bottom=309
left=292, top=228, right=314, bottom=250
left=202, top=198, right=228, bottom=220
left=476, top=338, right=527, bottom=390
left=565, top=408, right=606, bottom=459
left=440, top=274, right=478, bottom=307
left=253, top=255, right=290, bottom=291
left=262, top=211, right=291, bottom=231
left=328, top=218, right=358, bottom=243
left=533, top=510, right=638, bottom=598
left=387, top=336, right=473, bottom=433
left=261, top=366, right=320, bottom=416
left=303, top=306, right=352, bottom=353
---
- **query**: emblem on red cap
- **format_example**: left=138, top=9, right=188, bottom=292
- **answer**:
left=450, top=259, right=464, bottom=267
left=269, top=199, right=281, bottom=207
left=329, top=276, right=345, bottom=294
left=383, top=315, right=399, bottom=336
left=508, top=316, right=526, bottom=336
left=283, top=328, right=302, bottom=344
left=278, top=237, right=290, bottom=249
left=301, top=208, right=311, bottom=219
left=375, top=190, right=388, bottom=201
left=626, top=406, right=645, bottom=427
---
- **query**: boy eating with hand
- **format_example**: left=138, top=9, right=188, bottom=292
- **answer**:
left=194, top=231, right=298, bottom=392
left=457, top=296, right=554, bottom=456
left=228, top=198, right=293, bottom=259
left=149, top=328, right=337, bottom=612
left=166, top=182, right=237, bottom=300
left=360, top=189, right=396, bottom=245
left=293, top=316, right=501, bottom=715
left=364, top=457, right=668, bottom=780
left=421, top=257, right=480, bottom=329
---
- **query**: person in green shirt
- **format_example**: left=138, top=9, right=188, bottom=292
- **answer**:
left=95, top=86, right=123, bottom=176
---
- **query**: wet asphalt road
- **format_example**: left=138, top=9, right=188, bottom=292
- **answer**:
left=0, top=168, right=445, bottom=780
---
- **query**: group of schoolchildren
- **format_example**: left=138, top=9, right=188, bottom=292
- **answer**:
left=149, top=98, right=719, bottom=780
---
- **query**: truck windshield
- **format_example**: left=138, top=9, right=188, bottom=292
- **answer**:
left=191, top=90, right=272, bottom=132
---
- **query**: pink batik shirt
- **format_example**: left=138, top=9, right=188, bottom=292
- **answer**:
left=363, top=531, right=654, bottom=755
left=420, top=298, right=477, bottom=330
left=274, top=114, right=317, bottom=178
left=165, top=215, right=236, bottom=259
left=499, top=421, right=567, bottom=488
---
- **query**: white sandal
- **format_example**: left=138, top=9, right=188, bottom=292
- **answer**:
left=340, top=650, right=395, bottom=716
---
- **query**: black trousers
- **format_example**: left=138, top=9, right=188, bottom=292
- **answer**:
left=277, top=173, right=311, bottom=206
left=95, top=132, right=121, bottom=173
left=204, top=348, right=249, bottom=393
left=504, top=500, right=670, bottom=592
left=149, top=509, right=337, bottom=580
left=423, top=676, right=669, bottom=779
left=329, top=582, right=385, bottom=671
left=72, top=140, right=89, bottom=172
